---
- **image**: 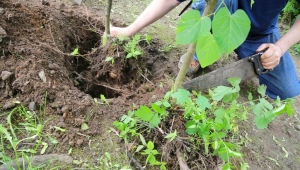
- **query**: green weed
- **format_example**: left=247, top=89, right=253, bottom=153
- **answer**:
left=125, top=34, right=143, bottom=59
left=113, top=78, right=294, bottom=169
left=0, top=104, right=58, bottom=169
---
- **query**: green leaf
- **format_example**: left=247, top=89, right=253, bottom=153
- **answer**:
left=213, top=8, right=250, bottom=55
left=195, top=95, right=211, bottom=111
left=148, top=113, right=161, bottom=128
left=284, top=98, right=295, bottom=116
left=135, top=106, right=153, bottom=121
left=140, top=134, right=146, bottom=146
left=248, top=92, right=253, bottom=101
left=70, top=47, right=79, bottom=55
left=171, top=88, right=191, bottom=105
left=273, top=99, right=294, bottom=116
left=164, top=130, right=177, bottom=142
left=212, top=86, right=233, bottom=101
left=136, top=145, right=144, bottom=153
left=48, top=136, right=59, bottom=144
left=253, top=103, right=262, bottom=115
left=222, top=163, right=233, bottom=170
left=160, top=164, right=167, bottom=170
left=254, top=114, right=271, bottom=129
left=212, top=140, right=220, bottom=150
left=223, top=94, right=233, bottom=103
left=257, top=85, right=266, bottom=97
left=196, top=32, right=223, bottom=67
left=147, top=141, right=154, bottom=150
left=217, top=147, right=230, bottom=162
left=126, top=53, right=133, bottom=59
left=228, top=149, right=243, bottom=158
left=227, top=77, right=241, bottom=87
left=260, top=98, right=273, bottom=110
left=251, top=0, right=255, bottom=8
left=186, top=120, right=197, bottom=135
left=81, top=123, right=89, bottom=131
left=53, top=126, right=66, bottom=132
left=135, top=106, right=161, bottom=128
left=240, top=162, right=250, bottom=170
left=151, top=103, right=162, bottom=114
left=105, top=56, right=114, bottom=64
left=176, top=10, right=211, bottom=44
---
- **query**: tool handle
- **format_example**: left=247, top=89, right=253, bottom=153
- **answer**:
left=248, top=49, right=270, bottom=75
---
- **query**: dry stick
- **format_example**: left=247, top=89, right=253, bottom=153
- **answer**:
left=127, top=151, right=145, bottom=170
left=173, top=0, right=218, bottom=92
left=176, top=149, right=190, bottom=170
left=138, top=71, right=155, bottom=86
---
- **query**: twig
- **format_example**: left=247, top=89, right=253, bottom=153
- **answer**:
left=127, top=151, right=144, bottom=170
left=76, top=132, right=90, bottom=138
left=176, top=149, right=190, bottom=170
left=170, top=116, right=175, bottom=131
left=138, top=71, right=155, bottom=86
left=38, top=42, right=95, bottom=60
left=96, top=83, right=122, bottom=92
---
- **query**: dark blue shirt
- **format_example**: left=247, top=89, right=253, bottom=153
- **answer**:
left=239, top=0, right=288, bottom=35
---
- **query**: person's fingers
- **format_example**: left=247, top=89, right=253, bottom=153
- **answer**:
left=257, top=43, right=281, bottom=69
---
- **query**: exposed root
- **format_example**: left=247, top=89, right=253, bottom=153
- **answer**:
left=176, top=149, right=190, bottom=170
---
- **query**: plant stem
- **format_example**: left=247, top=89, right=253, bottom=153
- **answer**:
left=103, top=0, right=112, bottom=46
left=173, top=0, right=218, bottom=92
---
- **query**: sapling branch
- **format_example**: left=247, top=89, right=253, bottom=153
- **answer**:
left=103, top=0, right=112, bottom=46
left=173, top=0, right=218, bottom=92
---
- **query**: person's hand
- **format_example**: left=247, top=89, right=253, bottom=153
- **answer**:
left=256, top=43, right=284, bottom=70
left=110, top=25, right=133, bottom=37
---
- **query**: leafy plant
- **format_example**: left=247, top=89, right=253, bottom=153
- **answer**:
left=105, top=56, right=115, bottom=64
left=124, top=34, right=143, bottom=59
left=0, top=104, right=58, bottom=169
left=70, top=47, right=80, bottom=56
left=94, top=94, right=109, bottom=105
left=176, top=7, right=250, bottom=67
left=174, top=1, right=250, bottom=91
left=114, top=77, right=294, bottom=169
left=249, top=85, right=294, bottom=129
left=281, top=0, right=300, bottom=25
left=171, top=78, right=293, bottom=169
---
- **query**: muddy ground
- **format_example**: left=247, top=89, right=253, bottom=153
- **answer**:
left=0, top=0, right=299, bottom=169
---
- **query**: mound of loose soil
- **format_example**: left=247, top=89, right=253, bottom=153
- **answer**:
left=0, top=0, right=180, bottom=168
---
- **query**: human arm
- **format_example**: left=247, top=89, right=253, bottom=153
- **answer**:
left=257, top=15, right=300, bottom=69
left=111, top=0, right=181, bottom=37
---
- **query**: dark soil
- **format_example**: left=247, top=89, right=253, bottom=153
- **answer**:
left=0, top=0, right=299, bottom=170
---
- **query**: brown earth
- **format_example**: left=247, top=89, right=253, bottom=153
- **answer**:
left=0, top=0, right=299, bottom=169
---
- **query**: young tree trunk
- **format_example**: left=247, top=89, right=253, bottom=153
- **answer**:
left=173, top=0, right=218, bottom=92
left=103, top=0, right=112, bottom=46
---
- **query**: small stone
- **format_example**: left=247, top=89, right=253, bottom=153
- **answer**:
left=38, top=70, right=46, bottom=83
left=0, top=8, right=4, bottom=14
left=295, top=125, right=300, bottom=131
left=0, top=26, right=7, bottom=37
left=74, top=0, right=83, bottom=5
left=48, top=63, right=59, bottom=69
left=3, top=101, right=16, bottom=110
left=50, top=70, right=55, bottom=74
left=1, top=71, right=13, bottom=81
left=76, top=138, right=84, bottom=146
left=57, top=121, right=66, bottom=128
left=61, top=105, right=69, bottom=113
left=29, top=101, right=36, bottom=111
